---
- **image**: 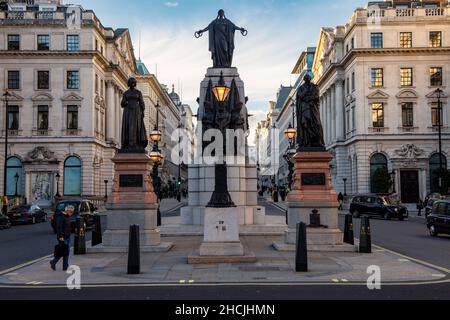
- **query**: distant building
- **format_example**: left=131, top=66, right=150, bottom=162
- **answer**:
left=312, top=0, right=450, bottom=203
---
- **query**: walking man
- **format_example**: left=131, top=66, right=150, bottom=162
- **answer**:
left=50, top=205, right=74, bottom=271
left=338, top=192, right=345, bottom=211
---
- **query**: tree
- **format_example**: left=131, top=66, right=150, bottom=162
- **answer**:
left=371, top=168, right=392, bottom=195
left=433, top=168, right=450, bottom=195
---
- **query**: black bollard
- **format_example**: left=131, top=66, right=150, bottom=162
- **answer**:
left=127, top=225, right=140, bottom=275
left=359, top=216, right=372, bottom=254
left=344, top=214, right=355, bottom=245
left=91, top=215, right=102, bottom=247
left=74, top=217, right=86, bottom=255
left=157, top=207, right=162, bottom=227
left=295, top=222, right=308, bottom=272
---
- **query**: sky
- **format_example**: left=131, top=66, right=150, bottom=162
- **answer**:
left=76, top=0, right=367, bottom=139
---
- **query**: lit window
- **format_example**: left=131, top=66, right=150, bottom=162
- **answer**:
left=372, top=103, right=384, bottom=128
left=429, top=31, right=442, bottom=48
left=400, top=68, right=413, bottom=87
left=399, top=32, right=412, bottom=48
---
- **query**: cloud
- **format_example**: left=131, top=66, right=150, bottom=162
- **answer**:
left=165, top=2, right=179, bottom=7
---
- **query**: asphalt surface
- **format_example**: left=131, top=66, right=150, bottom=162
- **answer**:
left=1, top=200, right=450, bottom=300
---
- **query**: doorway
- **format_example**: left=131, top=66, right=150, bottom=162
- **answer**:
left=400, top=170, right=420, bottom=204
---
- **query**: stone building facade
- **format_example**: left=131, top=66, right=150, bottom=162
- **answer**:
left=312, top=0, right=450, bottom=203
left=0, top=1, right=180, bottom=207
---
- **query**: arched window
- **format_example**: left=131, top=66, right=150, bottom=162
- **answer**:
left=430, top=153, right=447, bottom=193
left=6, top=157, right=22, bottom=196
left=370, top=153, right=389, bottom=194
left=64, top=156, right=81, bottom=196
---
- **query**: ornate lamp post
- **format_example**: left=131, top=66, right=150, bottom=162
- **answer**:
left=435, top=88, right=444, bottom=189
left=55, top=172, right=61, bottom=198
left=284, top=123, right=297, bottom=188
left=104, top=180, right=109, bottom=199
left=150, top=102, right=163, bottom=226
left=3, top=90, right=10, bottom=202
left=13, top=172, right=19, bottom=197
left=390, top=170, right=397, bottom=194
left=207, top=72, right=235, bottom=208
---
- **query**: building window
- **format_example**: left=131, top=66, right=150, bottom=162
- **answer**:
left=371, top=68, right=383, bottom=87
left=67, top=106, right=79, bottom=130
left=8, top=71, right=20, bottom=90
left=346, top=78, right=350, bottom=95
left=430, top=67, right=443, bottom=87
left=67, top=71, right=80, bottom=89
left=64, top=156, right=82, bottom=196
left=6, top=157, right=22, bottom=197
left=430, top=153, right=447, bottom=193
left=37, top=105, right=49, bottom=130
left=372, top=103, right=384, bottom=128
left=67, top=35, right=80, bottom=51
left=370, top=153, right=389, bottom=194
left=7, top=35, right=20, bottom=51
left=401, top=102, right=414, bottom=127
left=431, top=102, right=443, bottom=127
left=400, top=68, right=413, bottom=87
left=7, top=106, right=19, bottom=130
left=37, top=71, right=50, bottom=90
left=429, top=31, right=442, bottom=48
left=351, top=37, right=355, bottom=49
left=95, top=74, right=99, bottom=93
left=371, top=33, right=383, bottom=48
left=399, top=32, right=412, bottom=48
left=37, top=35, right=50, bottom=51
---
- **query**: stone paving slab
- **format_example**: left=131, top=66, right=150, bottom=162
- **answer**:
left=0, top=236, right=447, bottom=286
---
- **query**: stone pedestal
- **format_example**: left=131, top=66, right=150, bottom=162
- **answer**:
left=188, top=207, right=256, bottom=264
left=273, top=152, right=353, bottom=252
left=89, top=153, right=172, bottom=253
left=181, top=67, right=265, bottom=228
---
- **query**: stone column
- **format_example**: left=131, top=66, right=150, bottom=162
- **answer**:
left=323, top=92, right=328, bottom=144
left=330, top=85, right=336, bottom=143
left=326, top=90, right=331, bottom=144
left=106, top=81, right=116, bottom=142
left=335, top=80, right=345, bottom=141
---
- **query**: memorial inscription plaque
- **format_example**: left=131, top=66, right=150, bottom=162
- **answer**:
left=119, top=174, right=143, bottom=188
left=301, top=173, right=326, bottom=186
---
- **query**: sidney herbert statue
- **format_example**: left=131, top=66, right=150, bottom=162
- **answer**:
left=296, top=74, right=325, bottom=151
left=120, top=77, right=148, bottom=153
left=195, top=9, right=247, bottom=68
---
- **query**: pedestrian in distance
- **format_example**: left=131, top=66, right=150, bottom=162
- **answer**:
left=338, top=192, right=345, bottom=211
left=417, top=199, right=424, bottom=217
left=50, top=205, right=74, bottom=271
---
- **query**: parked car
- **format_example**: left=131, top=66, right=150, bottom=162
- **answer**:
left=0, top=213, right=11, bottom=229
left=425, top=198, right=439, bottom=217
left=7, top=204, right=47, bottom=225
left=427, top=200, right=450, bottom=237
left=350, top=195, right=409, bottom=220
left=50, top=200, right=98, bottom=233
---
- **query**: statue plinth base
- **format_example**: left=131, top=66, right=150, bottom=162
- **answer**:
left=88, top=153, right=172, bottom=253
left=273, top=151, right=353, bottom=252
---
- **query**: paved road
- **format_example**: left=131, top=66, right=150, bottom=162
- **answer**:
left=342, top=216, right=450, bottom=270
left=1, top=201, right=450, bottom=299
left=1, top=283, right=449, bottom=300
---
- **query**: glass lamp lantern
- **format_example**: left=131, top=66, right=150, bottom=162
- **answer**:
left=212, top=71, right=231, bottom=102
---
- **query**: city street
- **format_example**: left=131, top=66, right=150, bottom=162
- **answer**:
left=1, top=200, right=449, bottom=300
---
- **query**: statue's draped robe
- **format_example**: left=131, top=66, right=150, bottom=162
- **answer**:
left=208, top=18, right=237, bottom=68
left=121, top=89, right=148, bottom=152
left=296, top=82, right=325, bottom=149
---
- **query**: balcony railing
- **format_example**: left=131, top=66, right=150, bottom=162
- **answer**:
left=36, top=12, right=55, bottom=20
left=6, top=11, right=24, bottom=20
left=425, top=8, right=444, bottom=16
left=396, top=8, right=415, bottom=17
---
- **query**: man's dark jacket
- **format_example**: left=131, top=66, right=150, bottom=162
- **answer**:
left=55, top=213, right=71, bottom=240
